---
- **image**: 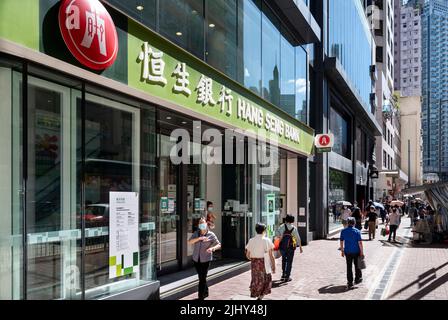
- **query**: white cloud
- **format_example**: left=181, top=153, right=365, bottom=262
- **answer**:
left=288, top=78, right=307, bottom=94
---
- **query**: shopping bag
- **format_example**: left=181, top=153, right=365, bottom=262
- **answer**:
left=386, top=226, right=390, bottom=235
left=274, top=250, right=282, bottom=259
left=273, top=238, right=280, bottom=251
left=381, top=228, right=387, bottom=237
left=358, top=256, right=366, bottom=270
left=264, top=242, right=272, bottom=274
left=364, top=221, right=369, bottom=230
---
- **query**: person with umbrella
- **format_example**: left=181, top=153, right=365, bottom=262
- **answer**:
left=373, top=202, right=386, bottom=224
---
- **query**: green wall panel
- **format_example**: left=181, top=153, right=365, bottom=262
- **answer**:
left=0, top=0, right=39, bottom=50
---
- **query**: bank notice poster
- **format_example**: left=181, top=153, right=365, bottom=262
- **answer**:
left=109, top=192, right=140, bottom=279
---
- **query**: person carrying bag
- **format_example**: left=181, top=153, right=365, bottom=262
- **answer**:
left=275, top=215, right=303, bottom=282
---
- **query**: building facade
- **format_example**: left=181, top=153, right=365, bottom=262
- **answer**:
left=394, top=0, right=423, bottom=98
left=0, top=0, right=319, bottom=300
left=310, top=0, right=381, bottom=235
left=400, top=95, right=423, bottom=188
left=422, top=0, right=448, bottom=181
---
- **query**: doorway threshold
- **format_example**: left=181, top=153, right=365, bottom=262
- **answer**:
left=159, top=259, right=250, bottom=300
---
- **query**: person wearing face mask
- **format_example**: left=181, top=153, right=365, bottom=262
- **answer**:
left=188, top=217, right=221, bottom=300
left=205, top=201, right=216, bottom=230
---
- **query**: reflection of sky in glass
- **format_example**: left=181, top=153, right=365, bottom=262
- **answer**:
left=328, top=0, right=372, bottom=110
left=262, top=8, right=280, bottom=106
left=243, top=0, right=261, bottom=95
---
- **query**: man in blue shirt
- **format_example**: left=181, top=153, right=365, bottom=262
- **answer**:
left=340, top=217, right=364, bottom=289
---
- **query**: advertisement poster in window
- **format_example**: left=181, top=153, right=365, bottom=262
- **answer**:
left=109, top=192, right=139, bottom=279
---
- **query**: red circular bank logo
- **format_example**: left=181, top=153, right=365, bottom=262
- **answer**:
left=319, top=135, right=331, bottom=147
left=59, top=0, right=118, bottom=70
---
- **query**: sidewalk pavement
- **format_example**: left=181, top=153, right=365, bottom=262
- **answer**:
left=182, top=218, right=448, bottom=300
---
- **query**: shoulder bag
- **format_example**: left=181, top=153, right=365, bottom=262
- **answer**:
left=264, top=239, right=273, bottom=274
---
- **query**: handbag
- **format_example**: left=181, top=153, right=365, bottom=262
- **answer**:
left=364, top=220, right=369, bottom=230
left=381, top=227, right=387, bottom=237
left=274, top=249, right=282, bottom=259
left=358, top=256, right=366, bottom=270
left=264, top=240, right=272, bottom=274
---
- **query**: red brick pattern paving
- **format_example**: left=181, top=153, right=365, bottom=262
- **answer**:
left=181, top=221, right=423, bottom=300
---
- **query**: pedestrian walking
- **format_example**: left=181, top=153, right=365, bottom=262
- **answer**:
left=408, top=203, right=417, bottom=227
left=351, top=206, right=362, bottom=230
left=188, top=217, right=221, bottom=300
left=340, top=217, right=364, bottom=289
left=367, top=206, right=378, bottom=240
left=387, top=207, right=401, bottom=242
left=341, top=206, right=352, bottom=228
left=205, top=201, right=216, bottom=230
left=275, top=214, right=303, bottom=282
left=245, top=223, right=275, bottom=300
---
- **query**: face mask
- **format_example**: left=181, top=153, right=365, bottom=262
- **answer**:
left=198, top=223, right=207, bottom=231
left=208, top=207, right=214, bottom=212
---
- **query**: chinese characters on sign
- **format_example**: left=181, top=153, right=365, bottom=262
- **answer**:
left=136, top=42, right=301, bottom=145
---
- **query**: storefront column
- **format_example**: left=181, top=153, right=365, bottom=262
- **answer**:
left=297, top=158, right=310, bottom=245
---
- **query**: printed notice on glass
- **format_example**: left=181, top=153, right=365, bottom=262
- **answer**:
left=109, top=192, right=139, bottom=279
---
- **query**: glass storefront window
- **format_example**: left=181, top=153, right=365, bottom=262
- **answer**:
left=328, top=169, right=351, bottom=232
left=0, top=66, right=157, bottom=299
left=0, top=67, right=23, bottom=300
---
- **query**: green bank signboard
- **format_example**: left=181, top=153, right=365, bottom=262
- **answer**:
left=127, top=20, right=314, bottom=155
left=0, top=0, right=314, bottom=155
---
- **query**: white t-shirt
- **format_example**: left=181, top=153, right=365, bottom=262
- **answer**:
left=245, top=235, right=274, bottom=259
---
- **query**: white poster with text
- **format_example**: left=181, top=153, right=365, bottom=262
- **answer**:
left=109, top=192, right=139, bottom=279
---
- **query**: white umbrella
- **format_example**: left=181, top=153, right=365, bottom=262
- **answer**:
left=390, top=200, right=404, bottom=207
left=337, top=201, right=352, bottom=206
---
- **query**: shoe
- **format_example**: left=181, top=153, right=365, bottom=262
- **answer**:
left=355, top=278, right=363, bottom=284
left=347, top=283, right=354, bottom=290
left=285, top=277, right=292, bottom=282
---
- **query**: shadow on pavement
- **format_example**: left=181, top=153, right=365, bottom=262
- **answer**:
left=318, top=285, right=356, bottom=294
left=386, top=261, right=448, bottom=300
left=272, top=280, right=289, bottom=288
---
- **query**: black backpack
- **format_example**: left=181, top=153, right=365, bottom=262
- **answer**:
left=279, top=224, right=296, bottom=251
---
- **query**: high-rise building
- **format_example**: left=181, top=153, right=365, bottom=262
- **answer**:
left=368, top=0, right=409, bottom=199
left=394, top=0, right=423, bottom=97
left=421, top=0, right=448, bottom=180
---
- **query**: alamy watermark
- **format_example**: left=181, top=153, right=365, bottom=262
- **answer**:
left=169, top=121, right=279, bottom=176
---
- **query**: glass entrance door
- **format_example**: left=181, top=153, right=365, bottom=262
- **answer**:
left=157, top=134, right=179, bottom=269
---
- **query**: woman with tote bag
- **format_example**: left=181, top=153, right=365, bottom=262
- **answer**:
left=245, top=223, right=276, bottom=300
